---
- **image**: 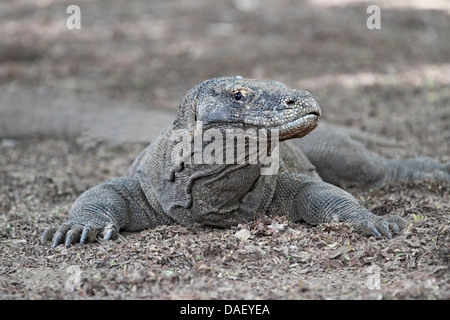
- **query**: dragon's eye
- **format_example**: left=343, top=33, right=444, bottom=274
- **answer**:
left=233, top=91, right=244, bottom=101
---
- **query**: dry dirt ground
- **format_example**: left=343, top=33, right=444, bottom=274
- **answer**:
left=0, top=0, right=449, bottom=301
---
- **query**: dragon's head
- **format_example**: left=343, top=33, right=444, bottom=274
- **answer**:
left=174, top=76, right=321, bottom=141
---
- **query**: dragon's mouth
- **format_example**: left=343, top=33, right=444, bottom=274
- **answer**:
left=272, top=111, right=320, bottom=141
left=213, top=111, right=320, bottom=141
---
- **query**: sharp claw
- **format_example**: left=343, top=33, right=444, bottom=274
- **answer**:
left=378, top=220, right=392, bottom=239
left=369, top=224, right=382, bottom=239
left=40, top=233, right=46, bottom=245
left=65, top=233, right=73, bottom=247
left=390, top=223, right=400, bottom=234
left=52, top=231, right=64, bottom=248
left=104, top=229, right=114, bottom=241
left=65, top=230, right=75, bottom=247
left=40, top=227, right=55, bottom=245
left=80, top=225, right=91, bottom=244
left=385, top=230, right=392, bottom=239
left=102, top=223, right=118, bottom=241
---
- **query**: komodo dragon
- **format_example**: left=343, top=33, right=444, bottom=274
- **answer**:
left=40, top=76, right=449, bottom=247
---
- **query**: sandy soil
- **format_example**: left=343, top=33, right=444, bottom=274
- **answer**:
left=0, top=0, right=449, bottom=300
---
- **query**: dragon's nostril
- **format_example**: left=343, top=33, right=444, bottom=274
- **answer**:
left=286, top=100, right=296, bottom=106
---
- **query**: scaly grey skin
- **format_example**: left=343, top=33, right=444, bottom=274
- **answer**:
left=41, top=76, right=448, bottom=247
left=294, top=129, right=450, bottom=188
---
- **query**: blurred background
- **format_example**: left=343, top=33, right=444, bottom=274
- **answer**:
left=0, top=0, right=449, bottom=156
left=0, top=0, right=449, bottom=300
